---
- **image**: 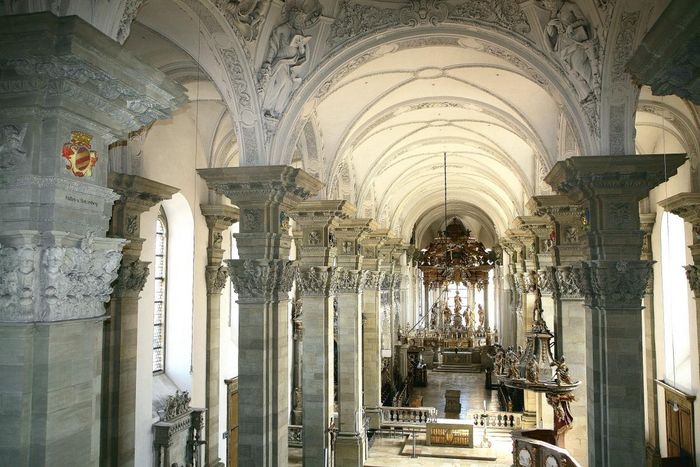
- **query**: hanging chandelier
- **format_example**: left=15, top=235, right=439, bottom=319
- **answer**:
left=418, top=153, right=496, bottom=287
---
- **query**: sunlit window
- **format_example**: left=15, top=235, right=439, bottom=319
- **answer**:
left=153, top=208, right=168, bottom=374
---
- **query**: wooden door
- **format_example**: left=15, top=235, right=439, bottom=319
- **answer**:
left=660, top=381, right=695, bottom=462
left=225, top=377, right=239, bottom=467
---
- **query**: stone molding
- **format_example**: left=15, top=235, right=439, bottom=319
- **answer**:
left=109, top=173, right=180, bottom=218
left=573, top=260, right=651, bottom=309
left=0, top=231, right=126, bottom=322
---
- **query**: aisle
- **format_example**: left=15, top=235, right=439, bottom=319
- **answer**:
left=411, top=370, right=500, bottom=419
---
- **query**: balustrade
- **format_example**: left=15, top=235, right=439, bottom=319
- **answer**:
left=380, top=406, right=437, bottom=427
left=467, top=410, right=522, bottom=430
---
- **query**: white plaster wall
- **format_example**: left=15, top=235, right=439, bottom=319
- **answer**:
left=648, top=161, right=700, bottom=465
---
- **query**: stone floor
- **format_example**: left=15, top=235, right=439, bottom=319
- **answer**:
left=289, top=370, right=514, bottom=466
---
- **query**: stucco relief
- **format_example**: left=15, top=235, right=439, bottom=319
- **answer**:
left=257, top=2, right=321, bottom=120
left=0, top=124, right=27, bottom=170
left=216, top=0, right=272, bottom=41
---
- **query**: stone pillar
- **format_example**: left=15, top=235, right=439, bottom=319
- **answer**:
left=200, top=204, right=239, bottom=467
left=359, top=227, right=385, bottom=425
left=198, top=166, right=323, bottom=467
left=334, top=218, right=373, bottom=465
left=545, top=154, right=686, bottom=467
left=639, top=211, right=660, bottom=465
left=0, top=13, right=184, bottom=466
left=290, top=200, right=356, bottom=467
left=105, top=174, right=178, bottom=466
left=530, top=194, right=593, bottom=465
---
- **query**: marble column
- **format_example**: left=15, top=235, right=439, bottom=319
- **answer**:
left=359, top=227, right=385, bottom=426
left=290, top=200, right=355, bottom=467
left=200, top=204, right=239, bottom=467
left=198, top=166, right=323, bottom=467
left=0, top=13, right=184, bottom=466
left=334, top=218, right=373, bottom=466
left=105, top=174, right=178, bottom=467
left=545, top=154, right=686, bottom=467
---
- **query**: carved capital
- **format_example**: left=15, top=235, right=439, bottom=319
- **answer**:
left=296, top=266, right=339, bottom=296
left=205, top=264, right=229, bottom=295
left=335, top=269, right=367, bottom=294
left=363, top=270, right=384, bottom=291
left=685, top=265, right=700, bottom=298
left=554, top=266, right=582, bottom=299
left=113, top=259, right=150, bottom=297
left=537, top=267, right=557, bottom=296
left=574, top=260, right=651, bottom=309
left=226, top=259, right=297, bottom=301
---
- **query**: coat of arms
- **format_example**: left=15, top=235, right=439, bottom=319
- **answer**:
left=62, top=131, right=98, bottom=177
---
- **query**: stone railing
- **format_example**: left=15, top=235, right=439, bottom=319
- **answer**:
left=288, top=424, right=303, bottom=447
left=467, top=410, right=522, bottom=430
left=380, top=406, right=438, bottom=427
left=512, top=431, right=582, bottom=466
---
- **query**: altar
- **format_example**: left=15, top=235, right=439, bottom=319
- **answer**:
left=426, top=420, right=475, bottom=447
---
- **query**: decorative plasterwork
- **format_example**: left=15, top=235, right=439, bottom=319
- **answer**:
left=215, top=0, right=272, bottom=41
left=117, top=0, right=147, bottom=44
left=328, top=0, right=530, bottom=49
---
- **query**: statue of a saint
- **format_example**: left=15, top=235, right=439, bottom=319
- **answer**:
left=526, top=358, right=540, bottom=383
left=453, top=291, right=462, bottom=314
left=551, top=356, right=572, bottom=385
left=505, top=347, right=520, bottom=379
left=477, top=304, right=485, bottom=329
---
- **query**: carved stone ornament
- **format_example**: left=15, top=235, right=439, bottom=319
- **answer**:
left=226, top=259, right=297, bottom=300
left=537, top=267, right=557, bottom=296
left=216, top=0, right=272, bottom=41
left=399, top=0, right=448, bottom=26
left=0, top=124, right=28, bottom=170
left=0, top=235, right=126, bottom=322
left=296, top=266, right=339, bottom=296
left=363, top=270, right=383, bottom=290
left=684, top=265, right=700, bottom=298
left=117, top=0, right=146, bottom=44
left=574, top=260, right=651, bottom=308
left=554, top=265, right=581, bottom=299
left=113, top=259, right=150, bottom=297
left=336, top=268, right=366, bottom=293
left=206, top=264, right=229, bottom=294
left=161, top=390, right=192, bottom=421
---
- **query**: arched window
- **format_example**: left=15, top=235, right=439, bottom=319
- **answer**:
left=153, top=208, right=168, bottom=374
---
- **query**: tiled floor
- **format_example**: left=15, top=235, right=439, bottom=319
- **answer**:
left=289, top=371, right=514, bottom=466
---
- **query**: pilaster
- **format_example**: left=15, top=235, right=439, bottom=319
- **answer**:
left=105, top=173, right=178, bottom=467
left=200, top=204, right=239, bottom=467
left=545, top=154, right=686, bottom=467
left=198, top=166, right=323, bottom=467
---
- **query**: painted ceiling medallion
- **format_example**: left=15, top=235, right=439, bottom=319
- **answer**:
left=62, top=131, right=98, bottom=177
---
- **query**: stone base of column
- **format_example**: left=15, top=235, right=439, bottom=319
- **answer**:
left=335, top=432, right=366, bottom=467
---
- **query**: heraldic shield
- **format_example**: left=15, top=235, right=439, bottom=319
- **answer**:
left=62, top=131, right=98, bottom=177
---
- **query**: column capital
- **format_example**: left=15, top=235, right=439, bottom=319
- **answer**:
left=336, top=217, right=377, bottom=269
left=554, top=265, right=583, bottom=300
left=226, top=259, right=296, bottom=302
left=205, top=264, right=229, bottom=295
left=336, top=268, right=368, bottom=294
left=362, top=270, right=384, bottom=291
left=572, top=260, right=651, bottom=309
left=296, top=265, right=339, bottom=296
left=112, top=259, right=150, bottom=298
left=684, top=265, right=700, bottom=298
left=290, top=200, right=356, bottom=266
